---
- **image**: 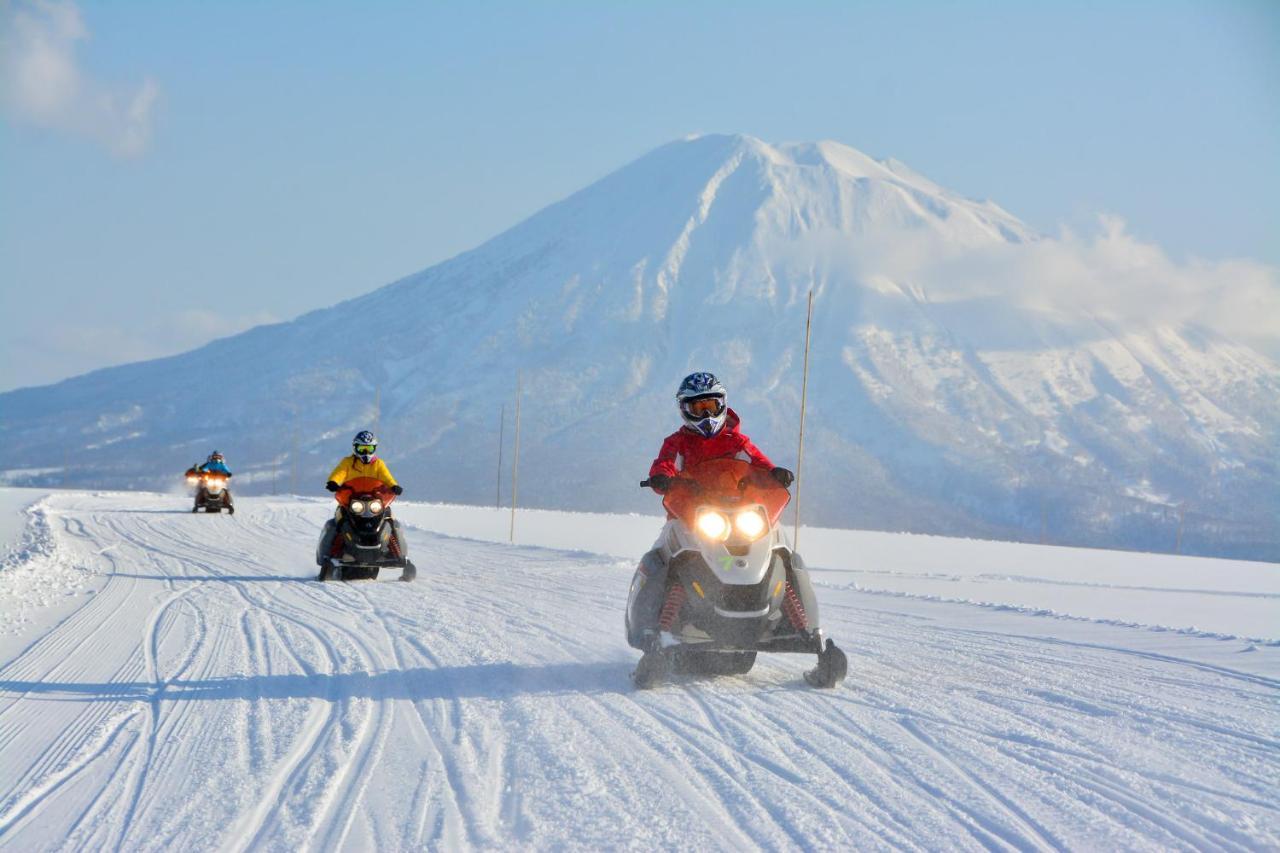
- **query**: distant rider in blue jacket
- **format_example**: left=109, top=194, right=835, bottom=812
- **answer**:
left=198, top=451, right=232, bottom=477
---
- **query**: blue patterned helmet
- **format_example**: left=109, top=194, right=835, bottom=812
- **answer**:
left=676, top=372, right=728, bottom=437
left=352, top=431, right=377, bottom=463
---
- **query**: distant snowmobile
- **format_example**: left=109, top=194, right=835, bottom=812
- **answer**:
left=191, top=471, right=234, bottom=514
left=316, top=476, right=416, bottom=581
left=627, top=457, right=847, bottom=688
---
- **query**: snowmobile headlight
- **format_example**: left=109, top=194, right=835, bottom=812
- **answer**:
left=350, top=499, right=366, bottom=514
left=368, top=499, right=384, bottom=514
left=186, top=476, right=199, bottom=486
left=734, top=508, right=767, bottom=540
left=695, top=510, right=731, bottom=542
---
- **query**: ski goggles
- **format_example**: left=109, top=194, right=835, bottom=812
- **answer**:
left=354, top=444, right=377, bottom=456
left=682, top=396, right=725, bottom=417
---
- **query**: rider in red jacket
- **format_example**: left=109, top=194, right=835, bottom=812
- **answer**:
left=648, top=372, right=793, bottom=493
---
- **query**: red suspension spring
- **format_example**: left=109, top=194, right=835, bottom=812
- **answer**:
left=658, top=583, right=687, bottom=632
left=388, top=531, right=402, bottom=558
left=783, top=582, right=809, bottom=631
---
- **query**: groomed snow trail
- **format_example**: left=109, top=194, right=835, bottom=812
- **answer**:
left=0, top=492, right=1276, bottom=851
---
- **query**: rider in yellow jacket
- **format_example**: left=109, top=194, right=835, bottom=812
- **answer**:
left=318, top=431, right=408, bottom=577
left=325, top=430, right=402, bottom=494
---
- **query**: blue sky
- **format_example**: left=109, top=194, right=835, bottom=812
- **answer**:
left=2, top=0, right=1276, bottom=391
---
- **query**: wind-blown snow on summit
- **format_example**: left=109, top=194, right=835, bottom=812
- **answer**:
left=1, top=134, right=1276, bottom=558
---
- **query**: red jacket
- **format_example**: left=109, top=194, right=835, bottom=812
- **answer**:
left=648, top=409, right=774, bottom=490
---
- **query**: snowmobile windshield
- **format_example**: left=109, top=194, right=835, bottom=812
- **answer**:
left=663, top=458, right=790, bottom=527
left=334, top=476, right=397, bottom=508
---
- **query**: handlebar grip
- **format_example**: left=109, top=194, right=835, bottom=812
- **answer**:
left=640, top=479, right=652, bottom=488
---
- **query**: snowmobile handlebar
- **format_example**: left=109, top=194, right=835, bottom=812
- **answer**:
left=651, top=459, right=791, bottom=526
left=335, top=483, right=393, bottom=496
left=332, top=477, right=398, bottom=509
left=640, top=477, right=704, bottom=493
left=640, top=475, right=772, bottom=493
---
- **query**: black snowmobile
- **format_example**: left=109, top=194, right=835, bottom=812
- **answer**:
left=191, top=472, right=234, bottom=514
left=316, top=477, right=416, bottom=581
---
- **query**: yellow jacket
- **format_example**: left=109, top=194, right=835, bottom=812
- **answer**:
left=328, top=456, right=399, bottom=488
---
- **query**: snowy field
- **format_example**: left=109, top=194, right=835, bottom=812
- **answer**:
left=405, top=502, right=1280, bottom=642
left=0, top=488, right=46, bottom=555
left=0, top=488, right=1276, bottom=850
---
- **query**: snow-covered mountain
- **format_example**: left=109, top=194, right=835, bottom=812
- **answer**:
left=2, top=134, right=1276, bottom=559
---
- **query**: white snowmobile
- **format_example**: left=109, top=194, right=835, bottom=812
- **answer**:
left=626, top=457, right=847, bottom=689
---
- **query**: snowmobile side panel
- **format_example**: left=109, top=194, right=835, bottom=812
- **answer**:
left=625, top=549, right=668, bottom=649
left=391, top=519, right=409, bottom=558
left=782, top=550, right=821, bottom=631
left=316, top=519, right=338, bottom=566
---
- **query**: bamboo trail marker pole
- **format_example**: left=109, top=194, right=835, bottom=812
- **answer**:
left=510, top=374, right=522, bottom=543
left=496, top=403, right=506, bottom=510
left=793, top=288, right=815, bottom=550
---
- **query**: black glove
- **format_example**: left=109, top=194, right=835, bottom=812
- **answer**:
left=325, top=480, right=340, bottom=492
left=648, top=474, right=673, bottom=492
left=391, top=484, right=403, bottom=495
left=771, top=467, right=794, bottom=488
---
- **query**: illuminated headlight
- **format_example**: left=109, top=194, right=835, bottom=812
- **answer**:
left=695, top=510, right=731, bottom=542
left=206, top=480, right=224, bottom=492
left=186, top=476, right=199, bottom=485
left=734, top=509, right=767, bottom=540
left=350, top=500, right=366, bottom=514
left=368, top=499, right=384, bottom=514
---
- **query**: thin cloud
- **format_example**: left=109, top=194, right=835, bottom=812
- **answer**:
left=773, top=216, right=1280, bottom=357
left=1, top=0, right=159, bottom=156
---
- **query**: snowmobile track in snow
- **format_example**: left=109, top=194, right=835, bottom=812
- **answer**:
left=0, top=491, right=1276, bottom=851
